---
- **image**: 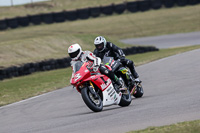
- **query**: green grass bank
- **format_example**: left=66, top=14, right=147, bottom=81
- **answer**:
left=1, top=4, right=200, bottom=68
left=0, top=0, right=136, bottom=19
left=128, top=119, right=200, bottom=133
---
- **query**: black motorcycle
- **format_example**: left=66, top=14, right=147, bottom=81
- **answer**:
left=103, top=56, right=143, bottom=98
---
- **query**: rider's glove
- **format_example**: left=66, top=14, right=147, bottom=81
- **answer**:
left=118, top=56, right=125, bottom=62
left=117, top=59, right=121, bottom=62
left=120, top=56, right=125, bottom=60
left=93, top=65, right=99, bottom=72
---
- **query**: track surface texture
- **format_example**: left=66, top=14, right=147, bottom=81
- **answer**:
left=0, top=48, right=200, bottom=133
left=120, top=32, right=200, bottom=48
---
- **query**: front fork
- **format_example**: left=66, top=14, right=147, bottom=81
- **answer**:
left=88, top=81, right=99, bottom=99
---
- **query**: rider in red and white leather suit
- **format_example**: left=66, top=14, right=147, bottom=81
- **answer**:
left=68, top=43, right=122, bottom=91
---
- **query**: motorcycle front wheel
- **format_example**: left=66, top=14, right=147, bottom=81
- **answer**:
left=81, top=87, right=103, bottom=112
left=118, top=89, right=132, bottom=107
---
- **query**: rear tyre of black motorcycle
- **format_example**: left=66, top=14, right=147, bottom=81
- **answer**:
left=133, top=84, right=144, bottom=98
left=119, top=89, right=132, bottom=107
left=81, top=87, right=103, bottom=112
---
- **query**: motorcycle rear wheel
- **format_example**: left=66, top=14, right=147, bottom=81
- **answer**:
left=133, top=83, right=144, bottom=98
left=81, top=87, right=103, bottom=112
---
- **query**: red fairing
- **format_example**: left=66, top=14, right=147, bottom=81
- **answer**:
left=70, top=62, right=91, bottom=91
left=84, top=75, right=112, bottom=91
left=70, top=62, right=112, bottom=93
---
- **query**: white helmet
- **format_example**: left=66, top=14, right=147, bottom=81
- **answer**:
left=68, top=43, right=82, bottom=60
left=94, top=36, right=106, bottom=52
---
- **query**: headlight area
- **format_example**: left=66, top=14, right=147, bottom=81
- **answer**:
left=79, top=84, right=84, bottom=89
left=76, top=80, right=84, bottom=89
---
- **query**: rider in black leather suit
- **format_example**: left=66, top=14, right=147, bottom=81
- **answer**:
left=93, top=36, right=140, bottom=82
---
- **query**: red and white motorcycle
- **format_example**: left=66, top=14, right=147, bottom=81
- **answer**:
left=70, top=61, right=132, bottom=112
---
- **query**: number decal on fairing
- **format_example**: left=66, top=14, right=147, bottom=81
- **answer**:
left=74, top=73, right=81, bottom=81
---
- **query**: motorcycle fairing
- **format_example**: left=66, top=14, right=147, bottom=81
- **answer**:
left=102, top=84, right=122, bottom=106
left=83, top=75, right=111, bottom=91
left=83, top=75, right=122, bottom=106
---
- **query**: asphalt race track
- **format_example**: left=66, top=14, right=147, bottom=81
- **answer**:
left=1, top=46, right=200, bottom=133
left=120, top=32, right=200, bottom=49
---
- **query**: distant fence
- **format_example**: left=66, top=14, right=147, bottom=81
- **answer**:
left=0, top=46, right=159, bottom=80
left=0, top=0, right=199, bottom=30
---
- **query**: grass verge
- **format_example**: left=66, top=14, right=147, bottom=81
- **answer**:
left=127, top=119, right=200, bottom=133
left=1, top=4, right=200, bottom=68
left=0, top=45, right=200, bottom=107
left=0, top=34, right=128, bottom=68
left=0, top=0, right=135, bottom=19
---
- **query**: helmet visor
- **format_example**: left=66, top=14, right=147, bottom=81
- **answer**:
left=95, top=42, right=104, bottom=51
left=69, top=49, right=80, bottom=59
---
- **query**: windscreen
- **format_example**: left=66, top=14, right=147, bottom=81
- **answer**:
left=103, top=56, right=114, bottom=66
left=103, top=56, right=121, bottom=72
left=72, top=61, right=84, bottom=73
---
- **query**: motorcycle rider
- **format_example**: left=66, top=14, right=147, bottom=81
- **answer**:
left=68, top=43, right=123, bottom=92
left=93, top=36, right=140, bottom=82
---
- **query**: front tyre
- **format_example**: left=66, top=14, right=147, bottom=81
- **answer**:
left=119, top=89, right=132, bottom=107
left=81, top=87, right=103, bottom=112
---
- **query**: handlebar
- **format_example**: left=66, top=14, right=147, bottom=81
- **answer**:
left=86, top=65, right=93, bottom=72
